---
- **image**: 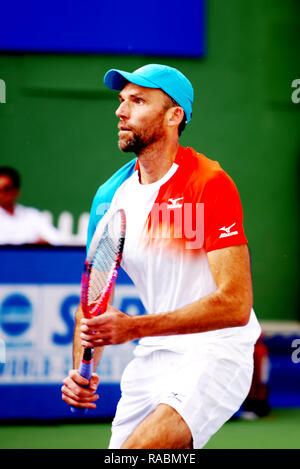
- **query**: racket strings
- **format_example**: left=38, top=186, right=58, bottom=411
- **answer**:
left=88, top=213, right=124, bottom=311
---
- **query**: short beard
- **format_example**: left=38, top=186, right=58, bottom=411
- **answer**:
left=118, top=110, right=166, bottom=155
left=118, top=133, right=155, bottom=154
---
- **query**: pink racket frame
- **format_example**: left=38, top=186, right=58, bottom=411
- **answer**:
left=80, top=208, right=126, bottom=319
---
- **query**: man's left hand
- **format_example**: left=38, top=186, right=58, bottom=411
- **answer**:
left=80, top=305, right=136, bottom=347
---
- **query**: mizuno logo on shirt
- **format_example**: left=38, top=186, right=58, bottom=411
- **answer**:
left=219, top=223, right=238, bottom=238
left=167, top=197, right=184, bottom=209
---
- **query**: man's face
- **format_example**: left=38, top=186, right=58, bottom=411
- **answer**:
left=115, top=83, right=169, bottom=154
left=0, top=175, right=19, bottom=208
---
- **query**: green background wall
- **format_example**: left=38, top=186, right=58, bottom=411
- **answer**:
left=0, top=0, right=299, bottom=321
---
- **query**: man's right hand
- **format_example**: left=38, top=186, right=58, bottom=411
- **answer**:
left=61, top=369, right=100, bottom=410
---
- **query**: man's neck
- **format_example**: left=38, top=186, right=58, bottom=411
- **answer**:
left=137, top=139, right=179, bottom=185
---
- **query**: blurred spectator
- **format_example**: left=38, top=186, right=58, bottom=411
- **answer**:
left=0, top=166, right=62, bottom=245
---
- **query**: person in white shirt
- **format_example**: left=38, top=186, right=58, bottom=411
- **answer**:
left=0, top=166, right=62, bottom=245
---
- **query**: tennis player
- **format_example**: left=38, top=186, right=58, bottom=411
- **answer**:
left=62, top=64, right=261, bottom=449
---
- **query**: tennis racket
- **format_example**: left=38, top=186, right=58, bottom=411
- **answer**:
left=71, top=208, right=126, bottom=414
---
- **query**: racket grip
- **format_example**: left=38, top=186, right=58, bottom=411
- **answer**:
left=70, top=348, right=94, bottom=415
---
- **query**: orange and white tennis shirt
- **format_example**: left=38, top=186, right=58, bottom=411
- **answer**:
left=88, top=146, right=261, bottom=356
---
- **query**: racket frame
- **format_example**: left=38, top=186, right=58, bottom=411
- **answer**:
left=80, top=208, right=126, bottom=318
left=71, top=208, right=126, bottom=414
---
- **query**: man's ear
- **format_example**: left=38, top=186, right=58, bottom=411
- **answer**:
left=166, top=106, right=185, bottom=129
left=14, top=188, right=21, bottom=202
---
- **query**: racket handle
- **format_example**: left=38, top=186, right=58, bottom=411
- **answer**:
left=70, top=348, right=94, bottom=415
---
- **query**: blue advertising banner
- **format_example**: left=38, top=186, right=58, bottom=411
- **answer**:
left=1, top=247, right=299, bottom=420
left=0, top=0, right=206, bottom=57
left=0, top=246, right=145, bottom=420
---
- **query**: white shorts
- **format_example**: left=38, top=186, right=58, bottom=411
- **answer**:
left=108, top=342, right=254, bottom=449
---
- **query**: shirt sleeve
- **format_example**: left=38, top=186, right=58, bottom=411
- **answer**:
left=86, top=190, right=107, bottom=255
left=202, top=171, right=248, bottom=252
left=86, top=208, right=97, bottom=255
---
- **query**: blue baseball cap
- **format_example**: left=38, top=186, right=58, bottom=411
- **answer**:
left=103, top=64, right=193, bottom=123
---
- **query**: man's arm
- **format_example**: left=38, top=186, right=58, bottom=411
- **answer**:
left=61, top=305, right=104, bottom=409
left=73, top=304, right=104, bottom=369
left=80, top=244, right=253, bottom=347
